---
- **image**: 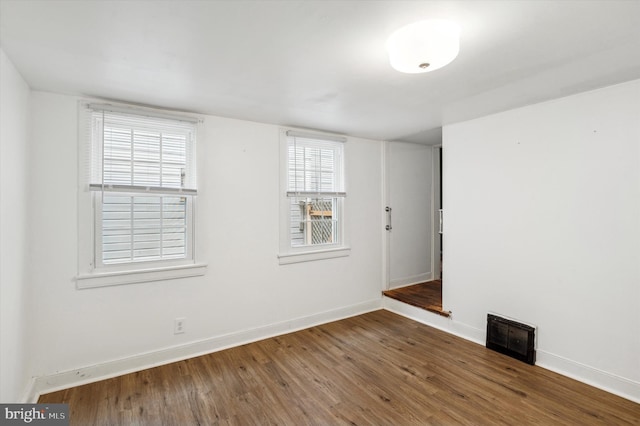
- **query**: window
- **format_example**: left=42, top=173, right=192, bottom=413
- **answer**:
left=279, top=130, right=350, bottom=264
left=77, top=103, right=205, bottom=288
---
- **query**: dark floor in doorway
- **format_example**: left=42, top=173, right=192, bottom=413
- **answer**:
left=383, top=280, right=450, bottom=317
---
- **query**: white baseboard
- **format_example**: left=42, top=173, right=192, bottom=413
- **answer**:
left=383, top=296, right=640, bottom=404
left=389, top=272, right=433, bottom=289
left=536, top=350, right=640, bottom=404
left=382, top=296, right=484, bottom=344
left=21, top=377, right=37, bottom=405
left=29, top=298, right=382, bottom=402
left=28, top=296, right=640, bottom=406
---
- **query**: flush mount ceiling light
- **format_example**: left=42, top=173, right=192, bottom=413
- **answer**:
left=386, top=19, right=460, bottom=74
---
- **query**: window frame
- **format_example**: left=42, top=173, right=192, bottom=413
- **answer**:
left=278, top=129, right=350, bottom=265
left=76, top=102, right=206, bottom=288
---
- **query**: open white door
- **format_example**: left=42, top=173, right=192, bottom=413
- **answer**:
left=384, top=141, right=434, bottom=289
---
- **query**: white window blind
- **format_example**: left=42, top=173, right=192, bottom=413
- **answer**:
left=88, top=106, right=197, bottom=265
left=286, top=131, right=345, bottom=247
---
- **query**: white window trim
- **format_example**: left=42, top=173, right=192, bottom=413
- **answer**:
left=76, top=263, right=207, bottom=289
left=76, top=101, right=207, bottom=288
left=278, top=128, right=350, bottom=265
left=277, top=247, right=351, bottom=265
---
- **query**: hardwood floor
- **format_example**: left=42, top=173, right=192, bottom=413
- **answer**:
left=39, top=310, right=639, bottom=425
left=383, top=280, right=450, bottom=317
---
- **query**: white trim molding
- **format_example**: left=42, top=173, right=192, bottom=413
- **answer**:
left=389, top=272, right=433, bottom=289
left=277, top=247, right=351, bottom=265
left=383, top=296, right=640, bottom=404
left=383, top=296, right=484, bottom=344
left=536, top=350, right=640, bottom=404
left=28, top=299, right=381, bottom=402
left=76, top=263, right=207, bottom=289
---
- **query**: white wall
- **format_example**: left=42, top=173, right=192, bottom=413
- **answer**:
left=26, top=91, right=384, bottom=396
left=0, top=49, right=31, bottom=402
left=442, top=80, right=640, bottom=401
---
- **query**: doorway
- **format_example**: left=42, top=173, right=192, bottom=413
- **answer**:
left=383, top=143, right=446, bottom=315
left=384, top=141, right=434, bottom=289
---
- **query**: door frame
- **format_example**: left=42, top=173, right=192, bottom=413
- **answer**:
left=382, top=141, right=391, bottom=291
left=382, top=141, right=438, bottom=291
left=431, top=145, right=442, bottom=282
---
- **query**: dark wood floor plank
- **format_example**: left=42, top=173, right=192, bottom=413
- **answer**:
left=383, top=280, right=450, bottom=317
left=39, top=310, right=640, bottom=425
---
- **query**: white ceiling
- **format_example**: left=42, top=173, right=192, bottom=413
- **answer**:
left=1, top=0, right=639, bottom=144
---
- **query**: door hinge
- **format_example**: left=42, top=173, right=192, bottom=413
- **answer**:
left=385, top=206, right=392, bottom=231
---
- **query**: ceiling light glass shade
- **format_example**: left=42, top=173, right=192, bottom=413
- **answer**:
left=386, top=19, right=460, bottom=74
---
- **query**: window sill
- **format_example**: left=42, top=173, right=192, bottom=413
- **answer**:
left=278, top=247, right=350, bottom=265
left=76, top=263, right=207, bottom=289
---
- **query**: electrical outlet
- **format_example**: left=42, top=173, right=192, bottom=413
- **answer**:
left=174, top=317, right=186, bottom=334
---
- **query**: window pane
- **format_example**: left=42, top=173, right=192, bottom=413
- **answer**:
left=290, top=197, right=339, bottom=247
left=288, top=144, right=337, bottom=193
left=101, top=194, right=187, bottom=264
left=103, top=126, right=134, bottom=186
left=132, top=130, right=161, bottom=186
left=101, top=115, right=191, bottom=189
